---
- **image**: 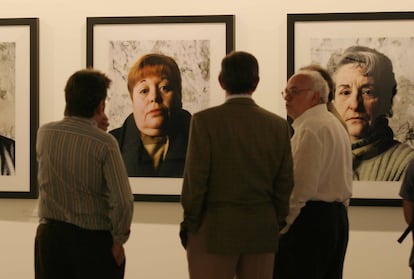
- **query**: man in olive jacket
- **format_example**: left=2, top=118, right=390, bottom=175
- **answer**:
left=180, top=51, right=294, bottom=279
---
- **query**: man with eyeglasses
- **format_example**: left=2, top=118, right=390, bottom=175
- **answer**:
left=273, top=69, right=353, bottom=279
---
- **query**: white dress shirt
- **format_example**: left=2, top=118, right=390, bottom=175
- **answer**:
left=282, top=104, right=353, bottom=233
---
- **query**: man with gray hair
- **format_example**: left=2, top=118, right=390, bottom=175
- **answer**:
left=274, top=69, right=353, bottom=279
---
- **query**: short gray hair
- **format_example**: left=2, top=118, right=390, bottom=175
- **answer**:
left=327, top=45, right=397, bottom=117
left=295, top=69, right=330, bottom=104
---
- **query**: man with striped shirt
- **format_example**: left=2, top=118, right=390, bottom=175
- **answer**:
left=35, top=69, right=134, bottom=279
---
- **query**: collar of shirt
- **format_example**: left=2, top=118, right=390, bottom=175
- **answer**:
left=225, top=93, right=252, bottom=101
left=64, top=116, right=97, bottom=127
left=291, top=104, right=327, bottom=130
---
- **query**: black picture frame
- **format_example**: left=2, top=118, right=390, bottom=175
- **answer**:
left=0, top=18, right=39, bottom=198
left=287, top=12, right=414, bottom=206
left=87, top=15, right=235, bottom=201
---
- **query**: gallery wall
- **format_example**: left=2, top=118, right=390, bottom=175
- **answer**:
left=1, top=0, right=414, bottom=278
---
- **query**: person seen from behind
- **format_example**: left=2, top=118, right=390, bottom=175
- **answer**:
left=180, top=51, right=294, bottom=279
left=35, top=68, right=134, bottom=279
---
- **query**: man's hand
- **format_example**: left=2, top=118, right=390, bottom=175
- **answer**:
left=112, top=240, right=125, bottom=266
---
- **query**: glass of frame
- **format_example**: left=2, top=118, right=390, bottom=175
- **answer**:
left=87, top=15, right=235, bottom=201
left=287, top=12, right=414, bottom=206
left=0, top=18, right=39, bottom=198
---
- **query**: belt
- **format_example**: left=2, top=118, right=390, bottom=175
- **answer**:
left=306, top=200, right=344, bottom=207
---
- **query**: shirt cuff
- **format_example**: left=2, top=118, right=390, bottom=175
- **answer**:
left=280, top=224, right=291, bottom=234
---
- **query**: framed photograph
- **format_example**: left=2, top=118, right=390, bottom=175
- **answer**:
left=87, top=15, right=235, bottom=201
left=287, top=12, right=414, bottom=206
left=0, top=18, right=39, bottom=198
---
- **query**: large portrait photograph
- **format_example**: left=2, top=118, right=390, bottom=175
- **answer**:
left=0, top=18, right=39, bottom=198
left=287, top=12, right=414, bottom=205
left=87, top=15, right=235, bottom=200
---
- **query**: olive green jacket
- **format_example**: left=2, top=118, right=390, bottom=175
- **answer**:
left=180, top=97, right=293, bottom=254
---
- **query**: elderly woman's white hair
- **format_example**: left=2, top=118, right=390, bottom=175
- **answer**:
left=295, top=69, right=330, bottom=104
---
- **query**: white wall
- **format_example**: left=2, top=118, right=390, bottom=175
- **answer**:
left=0, top=200, right=412, bottom=278
left=1, top=0, right=414, bottom=278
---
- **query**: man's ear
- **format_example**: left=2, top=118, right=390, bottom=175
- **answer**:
left=312, top=91, right=321, bottom=105
left=218, top=73, right=225, bottom=90
left=95, top=100, right=105, bottom=115
left=251, top=77, right=260, bottom=92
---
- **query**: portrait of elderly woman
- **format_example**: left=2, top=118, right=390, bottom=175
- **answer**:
left=327, top=45, right=414, bottom=181
left=0, top=42, right=16, bottom=176
left=0, top=135, right=14, bottom=175
left=109, top=53, right=191, bottom=177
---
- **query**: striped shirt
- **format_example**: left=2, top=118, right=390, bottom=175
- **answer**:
left=36, top=116, right=133, bottom=244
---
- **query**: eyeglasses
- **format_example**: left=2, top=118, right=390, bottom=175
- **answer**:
left=281, top=88, right=312, bottom=98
